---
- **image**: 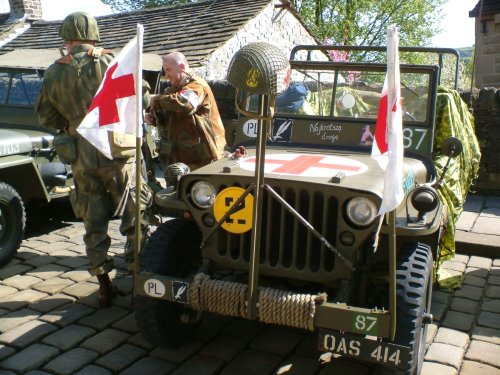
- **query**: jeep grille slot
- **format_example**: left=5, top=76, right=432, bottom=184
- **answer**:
left=212, top=183, right=338, bottom=283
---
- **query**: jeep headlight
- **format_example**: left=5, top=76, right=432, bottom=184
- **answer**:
left=345, top=197, right=377, bottom=227
left=191, top=181, right=216, bottom=209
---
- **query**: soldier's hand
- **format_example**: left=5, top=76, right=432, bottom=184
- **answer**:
left=145, top=112, right=156, bottom=125
left=149, top=94, right=160, bottom=108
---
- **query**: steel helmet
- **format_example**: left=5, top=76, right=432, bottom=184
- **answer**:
left=59, top=12, right=100, bottom=42
left=227, top=42, right=290, bottom=95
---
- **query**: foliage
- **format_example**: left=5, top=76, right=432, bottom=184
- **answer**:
left=290, top=0, right=446, bottom=49
left=101, top=0, right=197, bottom=12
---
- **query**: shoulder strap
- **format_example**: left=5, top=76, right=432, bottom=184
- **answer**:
left=72, top=47, right=112, bottom=112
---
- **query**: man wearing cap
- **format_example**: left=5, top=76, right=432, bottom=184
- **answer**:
left=36, top=12, right=150, bottom=308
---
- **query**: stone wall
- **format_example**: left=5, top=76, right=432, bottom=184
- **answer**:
left=466, top=88, right=500, bottom=195
left=195, top=3, right=322, bottom=81
left=473, top=13, right=500, bottom=88
left=8, top=0, right=42, bottom=20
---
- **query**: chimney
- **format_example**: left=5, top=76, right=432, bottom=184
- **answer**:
left=8, top=0, right=42, bottom=20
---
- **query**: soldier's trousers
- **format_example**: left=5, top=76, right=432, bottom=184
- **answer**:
left=71, top=158, right=151, bottom=276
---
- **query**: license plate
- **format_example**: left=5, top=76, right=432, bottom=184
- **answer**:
left=318, top=329, right=410, bottom=369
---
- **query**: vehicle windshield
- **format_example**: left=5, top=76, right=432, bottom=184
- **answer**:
left=234, top=64, right=437, bottom=157
left=272, top=69, right=431, bottom=123
left=0, top=71, right=42, bottom=106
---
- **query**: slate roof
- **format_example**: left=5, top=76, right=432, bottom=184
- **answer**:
left=0, top=0, right=281, bottom=67
left=469, top=0, right=500, bottom=17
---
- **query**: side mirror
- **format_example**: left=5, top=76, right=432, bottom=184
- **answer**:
left=441, top=136, right=463, bottom=158
left=435, top=137, right=463, bottom=189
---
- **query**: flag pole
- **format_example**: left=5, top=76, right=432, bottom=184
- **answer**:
left=134, top=23, right=144, bottom=288
left=387, top=26, right=399, bottom=341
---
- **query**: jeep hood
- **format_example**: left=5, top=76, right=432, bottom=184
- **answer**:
left=0, top=128, right=53, bottom=156
left=190, top=148, right=429, bottom=198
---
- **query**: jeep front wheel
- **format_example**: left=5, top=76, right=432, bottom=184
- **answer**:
left=0, top=182, right=26, bottom=266
left=389, top=243, right=433, bottom=375
left=135, top=218, right=202, bottom=347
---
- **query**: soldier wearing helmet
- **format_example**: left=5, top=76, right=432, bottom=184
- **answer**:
left=145, top=51, right=227, bottom=171
left=36, top=12, right=151, bottom=308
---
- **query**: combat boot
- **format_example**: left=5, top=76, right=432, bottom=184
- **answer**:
left=97, top=273, right=116, bottom=308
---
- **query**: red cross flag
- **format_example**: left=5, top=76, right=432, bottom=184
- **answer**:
left=77, top=24, right=144, bottom=160
left=371, top=26, right=404, bottom=217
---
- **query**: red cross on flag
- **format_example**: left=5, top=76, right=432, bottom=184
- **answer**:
left=371, top=26, right=404, bottom=217
left=77, top=25, right=144, bottom=160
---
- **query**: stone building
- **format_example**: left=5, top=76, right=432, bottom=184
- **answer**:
left=470, top=0, right=500, bottom=88
left=0, top=0, right=319, bottom=80
left=0, top=0, right=42, bottom=45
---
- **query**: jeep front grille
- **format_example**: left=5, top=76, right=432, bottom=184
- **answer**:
left=208, top=182, right=339, bottom=283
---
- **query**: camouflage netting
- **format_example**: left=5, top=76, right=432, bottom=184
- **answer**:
left=433, top=87, right=481, bottom=287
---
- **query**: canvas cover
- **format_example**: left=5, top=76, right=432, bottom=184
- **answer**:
left=433, top=87, right=481, bottom=287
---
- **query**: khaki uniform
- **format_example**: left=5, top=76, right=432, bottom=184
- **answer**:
left=153, top=74, right=226, bottom=170
left=36, top=44, right=149, bottom=276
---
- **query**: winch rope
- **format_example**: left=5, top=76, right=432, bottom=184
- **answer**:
left=189, top=273, right=327, bottom=331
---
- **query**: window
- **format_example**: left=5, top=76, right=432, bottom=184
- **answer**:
left=7, top=73, right=42, bottom=105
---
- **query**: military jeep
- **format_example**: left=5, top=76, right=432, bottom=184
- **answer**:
left=0, top=49, right=75, bottom=266
left=134, top=45, right=474, bottom=374
left=0, top=48, right=163, bottom=267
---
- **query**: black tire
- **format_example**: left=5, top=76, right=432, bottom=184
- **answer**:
left=0, top=182, right=26, bottom=267
left=135, top=218, right=202, bottom=347
left=388, top=243, right=433, bottom=375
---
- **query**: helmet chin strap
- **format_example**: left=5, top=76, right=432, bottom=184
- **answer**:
left=233, top=88, right=275, bottom=120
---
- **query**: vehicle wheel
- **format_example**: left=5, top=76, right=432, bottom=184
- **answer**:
left=0, top=182, right=26, bottom=266
left=135, top=218, right=202, bottom=347
left=386, top=243, right=433, bottom=375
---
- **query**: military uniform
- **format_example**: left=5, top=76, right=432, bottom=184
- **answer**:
left=152, top=74, right=227, bottom=171
left=36, top=33, right=149, bottom=276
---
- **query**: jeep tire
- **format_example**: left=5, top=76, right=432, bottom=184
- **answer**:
left=389, top=243, right=433, bottom=375
left=0, top=182, right=26, bottom=266
left=135, top=219, right=202, bottom=347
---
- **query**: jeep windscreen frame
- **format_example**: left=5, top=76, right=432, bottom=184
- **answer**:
left=236, top=63, right=439, bottom=158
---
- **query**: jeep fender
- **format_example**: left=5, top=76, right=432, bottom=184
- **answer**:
left=0, top=155, right=51, bottom=204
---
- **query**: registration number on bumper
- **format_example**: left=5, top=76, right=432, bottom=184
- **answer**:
left=318, top=329, right=410, bottom=369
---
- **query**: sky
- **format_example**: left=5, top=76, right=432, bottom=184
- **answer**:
left=2, top=0, right=478, bottom=49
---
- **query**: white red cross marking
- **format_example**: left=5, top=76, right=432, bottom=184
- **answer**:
left=239, top=153, right=367, bottom=177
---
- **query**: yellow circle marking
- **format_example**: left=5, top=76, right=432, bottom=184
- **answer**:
left=246, top=68, right=260, bottom=88
left=213, top=187, right=253, bottom=234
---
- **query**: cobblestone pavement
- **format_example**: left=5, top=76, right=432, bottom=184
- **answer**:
left=0, top=198, right=499, bottom=374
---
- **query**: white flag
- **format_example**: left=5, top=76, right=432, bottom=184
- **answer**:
left=371, top=26, right=404, bottom=216
left=77, top=26, right=143, bottom=159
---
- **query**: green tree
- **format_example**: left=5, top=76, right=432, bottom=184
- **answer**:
left=101, top=0, right=197, bottom=12
left=290, top=0, right=446, bottom=48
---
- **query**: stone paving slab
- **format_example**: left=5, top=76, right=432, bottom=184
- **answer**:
left=421, top=362, right=457, bottom=375
left=465, top=340, right=500, bottom=368
left=0, top=343, right=60, bottom=373
left=471, top=326, right=500, bottom=346
left=120, top=356, right=175, bottom=375
left=94, top=344, right=146, bottom=372
left=460, top=360, right=500, bottom=375
left=0, top=320, right=57, bottom=349
left=425, top=342, right=465, bottom=368
left=0, top=290, right=48, bottom=311
left=29, top=293, right=76, bottom=313
left=41, top=324, right=96, bottom=351
left=80, top=328, right=130, bottom=355
left=43, top=348, right=99, bottom=375
left=0, top=309, right=41, bottom=333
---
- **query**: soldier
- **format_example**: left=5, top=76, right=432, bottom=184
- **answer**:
left=36, top=12, right=150, bottom=308
left=145, top=51, right=227, bottom=171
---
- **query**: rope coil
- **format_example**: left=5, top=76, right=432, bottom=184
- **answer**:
left=189, top=273, right=327, bottom=331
